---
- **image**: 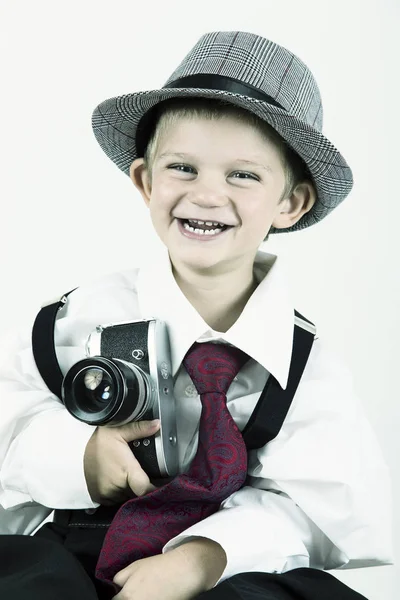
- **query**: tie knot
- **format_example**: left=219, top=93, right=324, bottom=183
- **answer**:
left=182, top=342, right=249, bottom=395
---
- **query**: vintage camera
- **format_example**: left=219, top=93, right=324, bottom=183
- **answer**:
left=61, top=319, right=178, bottom=479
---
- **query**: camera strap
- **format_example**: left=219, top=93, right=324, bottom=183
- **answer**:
left=31, top=290, right=316, bottom=450
left=32, top=289, right=77, bottom=400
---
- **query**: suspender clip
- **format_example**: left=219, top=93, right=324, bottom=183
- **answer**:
left=294, top=315, right=317, bottom=336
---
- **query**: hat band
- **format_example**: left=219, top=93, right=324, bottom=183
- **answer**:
left=164, top=74, right=285, bottom=110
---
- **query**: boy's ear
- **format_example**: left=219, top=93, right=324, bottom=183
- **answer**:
left=272, top=181, right=317, bottom=230
left=129, top=158, right=152, bottom=207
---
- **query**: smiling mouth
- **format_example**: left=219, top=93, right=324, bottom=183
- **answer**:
left=178, top=218, right=232, bottom=234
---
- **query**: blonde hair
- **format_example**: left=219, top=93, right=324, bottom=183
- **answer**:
left=143, top=98, right=310, bottom=201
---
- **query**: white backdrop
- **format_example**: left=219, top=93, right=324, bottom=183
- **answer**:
left=0, top=1, right=398, bottom=597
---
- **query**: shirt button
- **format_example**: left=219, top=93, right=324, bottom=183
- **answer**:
left=185, top=384, right=197, bottom=397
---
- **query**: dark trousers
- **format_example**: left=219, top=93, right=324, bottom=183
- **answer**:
left=0, top=523, right=368, bottom=600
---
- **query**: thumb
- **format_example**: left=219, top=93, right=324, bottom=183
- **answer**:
left=118, top=419, right=160, bottom=443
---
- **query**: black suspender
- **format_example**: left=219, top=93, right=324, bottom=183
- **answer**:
left=242, top=311, right=315, bottom=448
left=31, top=289, right=316, bottom=450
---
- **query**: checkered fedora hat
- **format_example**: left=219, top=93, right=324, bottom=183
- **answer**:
left=92, top=31, right=353, bottom=233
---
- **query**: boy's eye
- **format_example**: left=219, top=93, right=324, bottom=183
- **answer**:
left=230, top=171, right=260, bottom=181
left=168, top=163, right=196, bottom=174
left=166, top=165, right=259, bottom=181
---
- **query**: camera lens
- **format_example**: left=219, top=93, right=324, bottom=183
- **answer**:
left=61, top=357, right=152, bottom=425
left=80, top=368, right=114, bottom=406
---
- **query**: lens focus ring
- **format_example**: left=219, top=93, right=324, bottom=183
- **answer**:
left=61, top=357, right=151, bottom=425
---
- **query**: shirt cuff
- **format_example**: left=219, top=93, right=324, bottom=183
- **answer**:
left=162, top=500, right=310, bottom=584
left=0, top=408, right=98, bottom=510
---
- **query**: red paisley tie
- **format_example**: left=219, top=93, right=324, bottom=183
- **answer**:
left=96, top=341, right=250, bottom=584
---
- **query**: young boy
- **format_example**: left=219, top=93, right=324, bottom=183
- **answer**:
left=0, top=31, right=392, bottom=600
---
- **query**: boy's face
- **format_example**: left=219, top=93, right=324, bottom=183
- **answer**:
left=131, top=114, right=313, bottom=275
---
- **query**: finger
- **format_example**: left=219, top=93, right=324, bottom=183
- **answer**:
left=118, top=419, right=160, bottom=443
left=113, top=564, right=134, bottom=588
left=126, top=462, right=157, bottom=497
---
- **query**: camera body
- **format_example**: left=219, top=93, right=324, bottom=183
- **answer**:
left=61, top=319, right=178, bottom=479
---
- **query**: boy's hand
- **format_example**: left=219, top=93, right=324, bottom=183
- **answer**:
left=83, top=419, right=160, bottom=504
left=112, top=537, right=227, bottom=600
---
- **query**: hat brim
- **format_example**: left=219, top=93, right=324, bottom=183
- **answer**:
left=92, top=87, right=353, bottom=233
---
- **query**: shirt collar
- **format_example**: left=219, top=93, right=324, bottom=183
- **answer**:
left=136, top=245, right=294, bottom=389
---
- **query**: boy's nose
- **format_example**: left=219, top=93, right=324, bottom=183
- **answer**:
left=187, top=183, right=229, bottom=208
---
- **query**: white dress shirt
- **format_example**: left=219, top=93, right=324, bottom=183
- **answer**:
left=0, top=246, right=393, bottom=582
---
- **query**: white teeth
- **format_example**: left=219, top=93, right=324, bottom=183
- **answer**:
left=188, top=219, right=226, bottom=227
left=183, top=222, right=223, bottom=235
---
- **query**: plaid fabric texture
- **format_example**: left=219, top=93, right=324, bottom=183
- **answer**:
left=92, top=31, right=353, bottom=233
